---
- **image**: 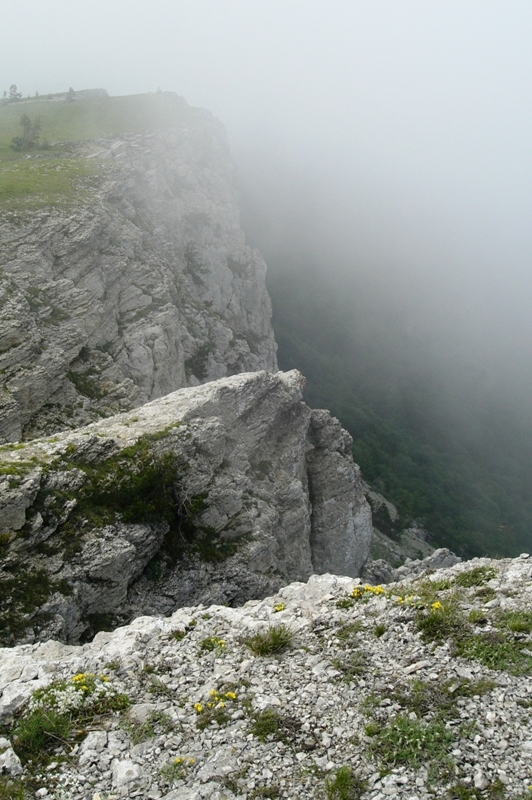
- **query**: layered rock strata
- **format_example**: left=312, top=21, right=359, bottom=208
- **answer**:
left=0, top=369, right=372, bottom=645
left=0, top=93, right=277, bottom=442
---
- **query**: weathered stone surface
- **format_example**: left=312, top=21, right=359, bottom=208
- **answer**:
left=0, top=557, right=531, bottom=799
left=0, top=94, right=277, bottom=442
left=0, top=369, right=371, bottom=644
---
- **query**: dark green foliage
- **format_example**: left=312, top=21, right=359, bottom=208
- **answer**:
left=416, top=603, right=532, bottom=675
left=0, top=568, right=72, bottom=646
left=0, top=775, right=27, bottom=800
left=245, top=624, right=293, bottom=656
left=499, top=610, right=532, bottom=633
left=250, top=709, right=301, bottom=744
left=387, top=677, right=495, bottom=720
left=325, top=766, right=366, bottom=800
left=184, top=343, right=212, bottom=380
left=265, top=262, right=532, bottom=557
left=366, top=714, right=453, bottom=773
left=331, top=652, right=368, bottom=682
left=12, top=708, right=72, bottom=762
left=454, top=566, right=496, bottom=588
left=11, top=113, right=41, bottom=151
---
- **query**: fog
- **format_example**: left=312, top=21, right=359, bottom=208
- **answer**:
left=3, top=0, right=532, bottom=408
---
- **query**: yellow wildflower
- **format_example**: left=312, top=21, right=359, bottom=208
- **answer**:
left=174, top=757, right=183, bottom=764
left=194, top=703, right=203, bottom=713
left=224, top=691, right=237, bottom=700
left=72, top=674, right=86, bottom=682
left=218, top=701, right=226, bottom=708
left=188, top=757, right=195, bottom=765
left=431, top=601, right=443, bottom=610
left=273, top=603, right=286, bottom=612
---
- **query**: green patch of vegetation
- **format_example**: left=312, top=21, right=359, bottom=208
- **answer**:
left=325, top=766, right=366, bottom=800
left=366, top=714, right=453, bottom=776
left=336, top=595, right=356, bottom=610
left=66, top=367, right=104, bottom=399
left=199, top=636, right=226, bottom=653
left=455, top=630, right=532, bottom=675
left=250, top=709, right=301, bottom=744
left=427, top=577, right=454, bottom=591
left=0, top=775, right=27, bottom=799
left=498, top=609, right=532, bottom=634
left=416, top=602, right=532, bottom=675
left=245, top=624, right=294, bottom=656
left=160, top=755, right=195, bottom=784
left=121, top=710, right=173, bottom=745
left=184, top=342, right=212, bottom=381
left=454, top=566, right=496, bottom=588
left=193, top=686, right=239, bottom=730
left=0, top=93, right=202, bottom=152
left=11, top=673, right=129, bottom=765
left=475, top=585, right=497, bottom=602
left=446, top=778, right=506, bottom=800
left=336, top=621, right=363, bottom=641
left=331, top=652, right=369, bottom=682
left=386, top=677, right=495, bottom=720
left=0, top=156, right=98, bottom=209
left=0, top=568, right=72, bottom=646
left=415, top=600, right=467, bottom=644
left=250, top=786, right=280, bottom=799
left=374, top=623, right=387, bottom=637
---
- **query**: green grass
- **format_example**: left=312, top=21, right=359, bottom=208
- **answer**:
left=245, top=624, right=294, bottom=656
left=454, top=566, right=496, bottom=588
left=250, top=709, right=301, bottom=744
left=0, top=93, right=201, bottom=150
left=416, top=602, right=532, bottom=675
left=0, top=776, right=27, bottom=800
left=386, top=677, right=495, bottom=720
left=325, top=766, right=366, bottom=800
left=366, top=714, right=453, bottom=775
left=0, top=156, right=98, bottom=209
left=11, top=674, right=129, bottom=765
left=331, top=652, right=369, bottom=682
left=0, top=93, right=202, bottom=209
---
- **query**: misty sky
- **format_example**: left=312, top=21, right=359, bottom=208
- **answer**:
left=3, top=1, right=532, bottom=393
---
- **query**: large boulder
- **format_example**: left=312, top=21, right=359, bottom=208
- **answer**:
left=0, top=369, right=371, bottom=645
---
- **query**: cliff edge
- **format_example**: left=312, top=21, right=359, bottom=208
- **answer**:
left=0, top=92, right=277, bottom=443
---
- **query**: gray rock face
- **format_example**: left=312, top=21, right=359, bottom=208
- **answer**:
left=0, top=369, right=371, bottom=644
left=0, top=95, right=277, bottom=442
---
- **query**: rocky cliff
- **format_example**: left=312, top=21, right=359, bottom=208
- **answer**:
left=0, top=92, right=277, bottom=443
left=0, top=555, right=531, bottom=800
left=0, top=369, right=372, bottom=646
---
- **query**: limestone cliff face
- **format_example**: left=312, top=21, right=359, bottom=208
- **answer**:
left=0, top=94, right=277, bottom=443
left=0, top=370, right=371, bottom=645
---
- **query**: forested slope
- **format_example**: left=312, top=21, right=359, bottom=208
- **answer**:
left=266, top=262, right=532, bottom=558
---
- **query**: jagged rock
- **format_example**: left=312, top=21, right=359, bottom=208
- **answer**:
left=0, top=558, right=531, bottom=799
left=394, top=547, right=462, bottom=580
left=362, top=548, right=461, bottom=585
left=0, top=93, right=277, bottom=442
left=0, top=369, right=371, bottom=645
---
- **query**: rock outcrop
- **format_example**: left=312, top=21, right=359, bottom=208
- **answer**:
left=0, top=92, right=277, bottom=443
left=0, top=369, right=372, bottom=645
left=0, top=555, right=531, bottom=800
